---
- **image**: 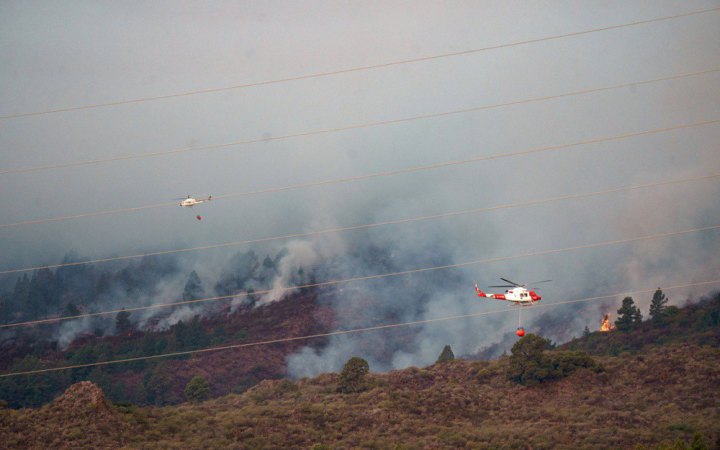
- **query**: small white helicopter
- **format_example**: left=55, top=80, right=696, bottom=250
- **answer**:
left=177, top=195, right=212, bottom=220
left=474, top=277, right=551, bottom=336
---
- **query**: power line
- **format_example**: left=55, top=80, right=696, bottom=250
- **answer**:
left=1, top=172, right=717, bottom=275
left=2, top=223, right=718, bottom=330
left=2, top=117, right=718, bottom=229
left=2, top=278, right=718, bottom=378
left=1, top=67, right=718, bottom=176
left=0, top=7, right=717, bottom=122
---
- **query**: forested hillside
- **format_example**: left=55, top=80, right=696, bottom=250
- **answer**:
left=0, top=251, right=325, bottom=408
left=564, top=290, right=720, bottom=354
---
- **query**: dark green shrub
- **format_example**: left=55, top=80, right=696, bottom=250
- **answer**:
left=436, top=345, right=455, bottom=364
left=508, top=334, right=551, bottom=386
left=337, top=357, right=370, bottom=393
left=508, top=334, right=598, bottom=386
left=184, top=375, right=211, bottom=403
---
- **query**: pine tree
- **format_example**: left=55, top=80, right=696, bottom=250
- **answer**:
left=11, top=274, right=31, bottom=315
left=262, top=255, right=276, bottom=270
left=615, top=296, right=642, bottom=332
left=182, top=270, right=204, bottom=301
left=184, top=375, right=211, bottom=403
left=28, top=268, right=56, bottom=318
left=173, top=320, right=188, bottom=349
left=436, top=345, right=455, bottom=363
left=633, top=303, right=643, bottom=324
left=115, top=309, right=132, bottom=335
left=582, top=325, right=591, bottom=339
left=649, top=288, right=669, bottom=323
left=187, top=315, right=208, bottom=349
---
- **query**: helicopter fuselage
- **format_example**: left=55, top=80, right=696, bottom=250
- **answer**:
left=179, top=196, right=211, bottom=207
left=180, top=198, right=203, bottom=207
left=475, top=285, right=540, bottom=305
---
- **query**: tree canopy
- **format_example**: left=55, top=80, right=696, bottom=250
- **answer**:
left=615, top=296, right=642, bottom=331
left=338, top=357, right=370, bottom=393
left=436, top=345, right=455, bottom=364
left=182, top=270, right=204, bottom=301
left=115, top=309, right=132, bottom=335
left=649, top=288, right=669, bottom=323
left=508, top=334, right=597, bottom=386
left=184, top=375, right=211, bottom=403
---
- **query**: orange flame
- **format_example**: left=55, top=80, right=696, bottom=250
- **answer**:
left=599, top=313, right=615, bottom=332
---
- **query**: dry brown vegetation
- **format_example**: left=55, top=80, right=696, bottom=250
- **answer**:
left=2, top=342, right=719, bottom=449
left=0, top=381, right=135, bottom=449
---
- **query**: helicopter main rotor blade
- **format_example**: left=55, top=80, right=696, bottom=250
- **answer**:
left=500, top=277, right=524, bottom=287
left=528, top=279, right=552, bottom=285
left=489, top=285, right=515, bottom=288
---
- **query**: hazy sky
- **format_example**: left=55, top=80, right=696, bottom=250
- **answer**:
left=1, top=1, right=719, bottom=368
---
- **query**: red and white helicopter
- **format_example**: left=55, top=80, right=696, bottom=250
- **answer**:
left=178, top=195, right=212, bottom=220
left=474, top=277, right=551, bottom=336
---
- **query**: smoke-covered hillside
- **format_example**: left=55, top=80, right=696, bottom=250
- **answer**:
left=2, top=224, right=719, bottom=409
left=3, top=1, right=720, bottom=416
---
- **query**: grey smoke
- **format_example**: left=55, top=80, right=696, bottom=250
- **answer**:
left=1, top=2, right=719, bottom=369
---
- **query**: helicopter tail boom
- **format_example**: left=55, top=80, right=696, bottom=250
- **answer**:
left=475, top=283, right=506, bottom=300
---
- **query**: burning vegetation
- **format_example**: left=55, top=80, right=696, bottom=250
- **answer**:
left=600, top=313, right=616, bottom=332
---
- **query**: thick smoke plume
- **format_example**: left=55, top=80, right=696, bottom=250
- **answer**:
left=1, top=1, right=719, bottom=376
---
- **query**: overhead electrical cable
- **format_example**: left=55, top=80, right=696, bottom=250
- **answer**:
left=2, top=278, right=718, bottom=378
left=2, top=223, right=718, bottom=330
left=1, top=172, right=718, bottom=275
left=1, top=68, right=718, bottom=176
left=0, top=7, right=717, bottom=122
left=2, top=118, right=718, bottom=229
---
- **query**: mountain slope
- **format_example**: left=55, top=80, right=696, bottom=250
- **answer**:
left=2, top=340, right=718, bottom=449
left=3, top=293, right=719, bottom=448
left=0, top=289, right=335, bottom=408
